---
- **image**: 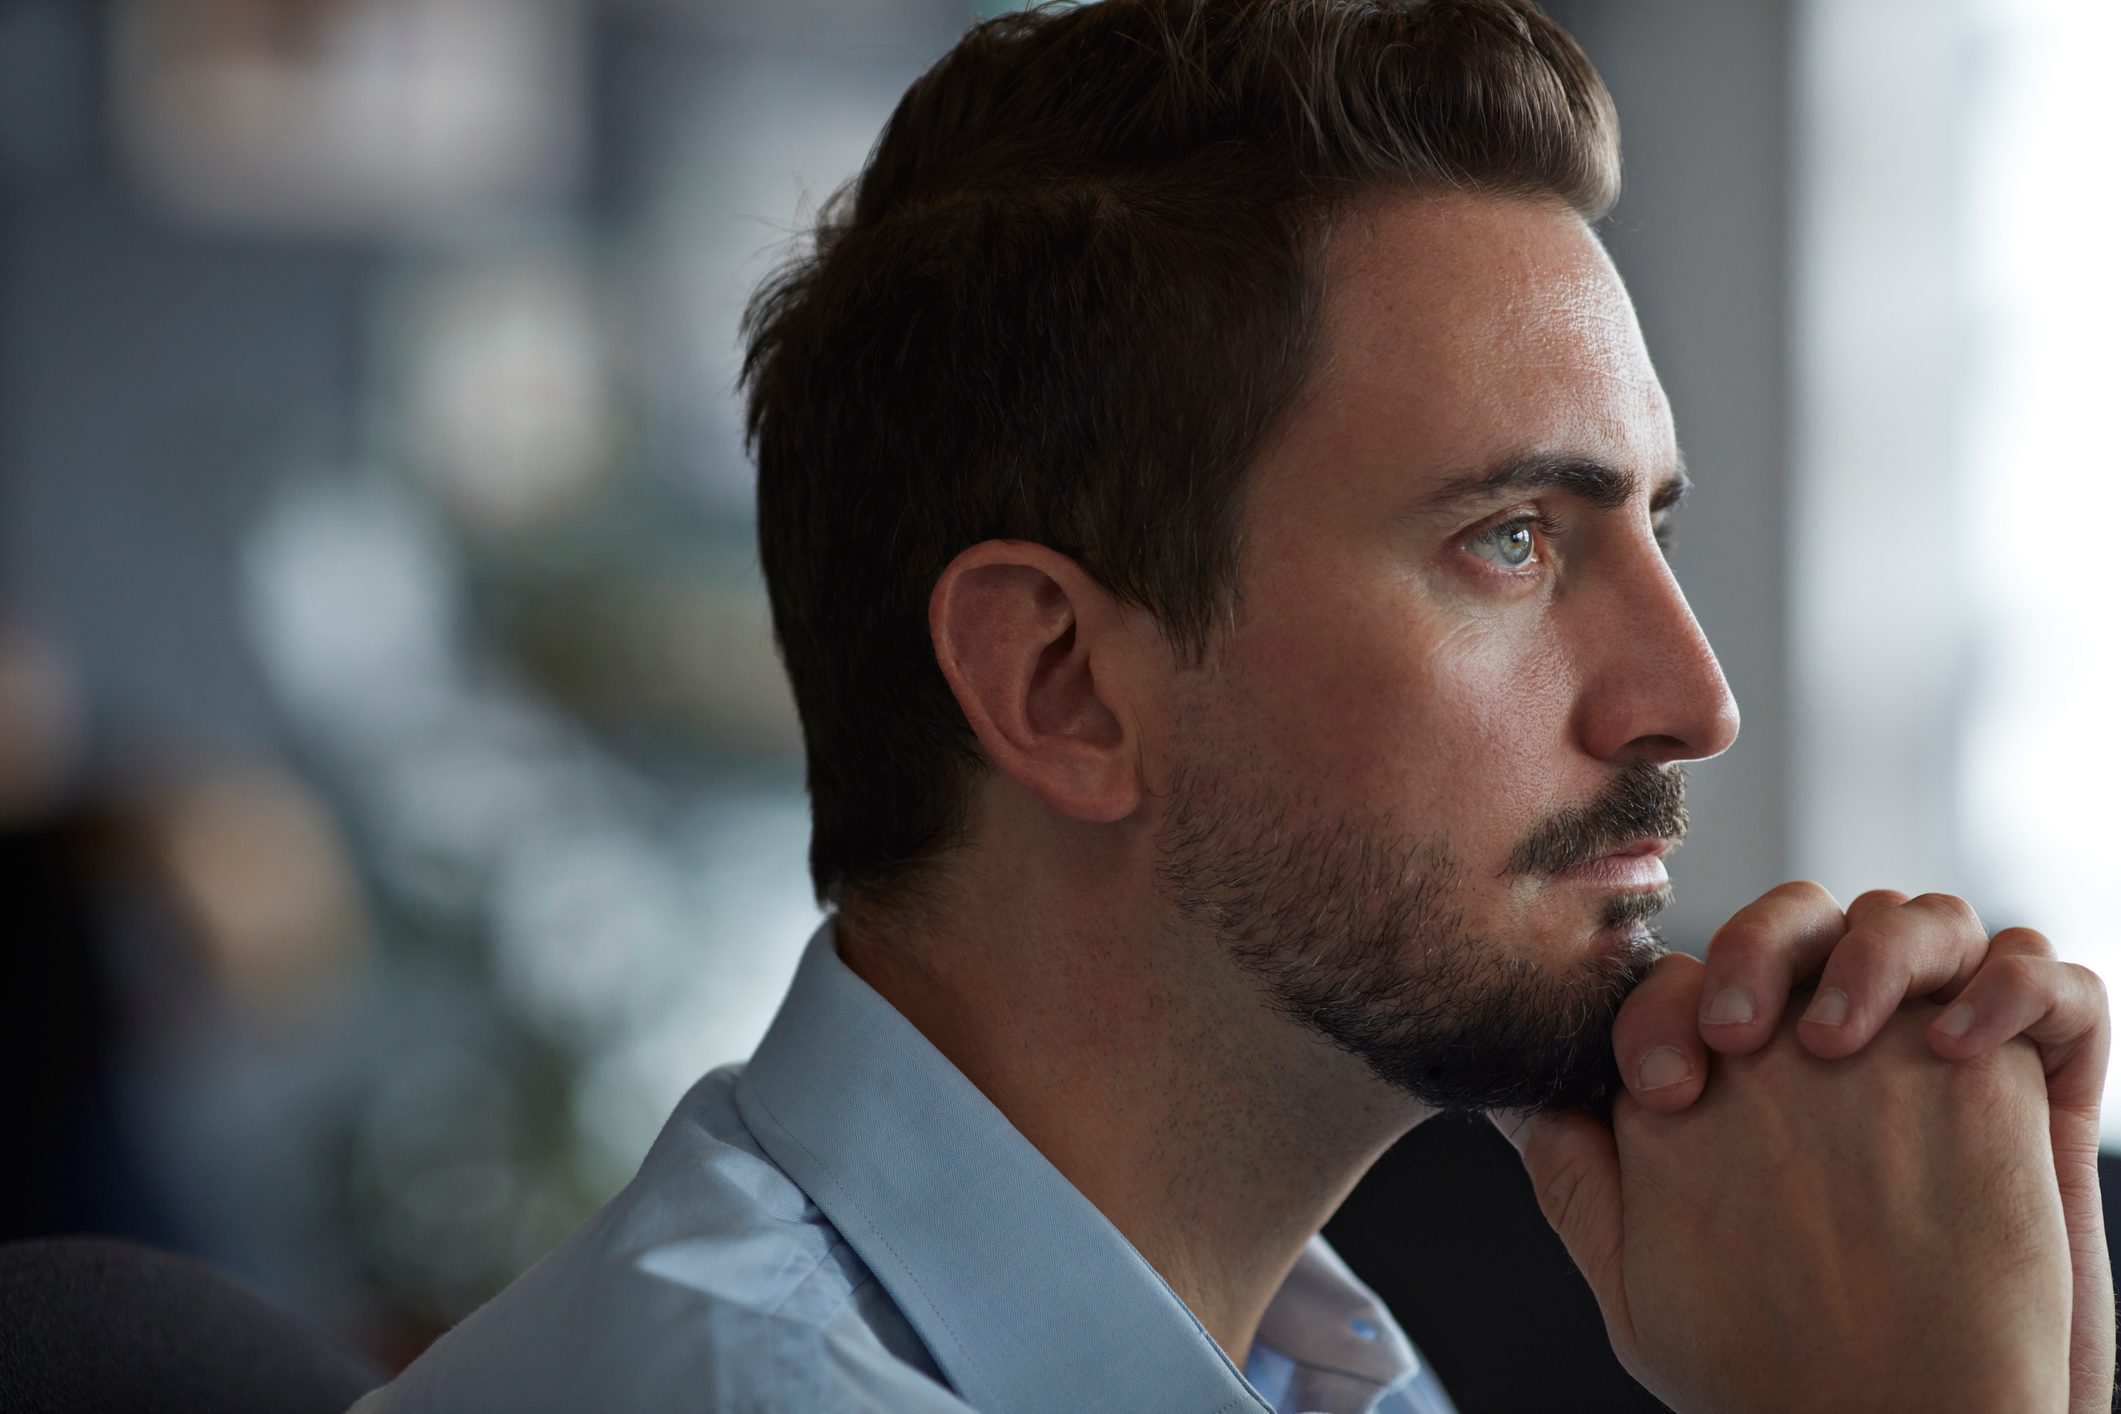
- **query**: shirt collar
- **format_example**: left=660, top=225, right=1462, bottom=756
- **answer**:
left=733, top=918, right=1276, bottom=1414
left=1256, top=1239, right=1426, bottom=1393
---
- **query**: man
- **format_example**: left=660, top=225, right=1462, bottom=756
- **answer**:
left=351, top=1, right=2112, bottom=1410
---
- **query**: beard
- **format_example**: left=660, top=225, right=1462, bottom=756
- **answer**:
left=1153, top=755, right=1690, bottom=1116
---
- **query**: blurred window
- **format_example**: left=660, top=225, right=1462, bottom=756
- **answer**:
left=1957, top=0, right=2121, bottom=1135
left=1796, top=0, right=2121, bottom=1138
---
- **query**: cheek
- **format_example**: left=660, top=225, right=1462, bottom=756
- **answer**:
left=1229, top=583, right=1578, bottom=809
left=1434, top=619, right=1578, bottom=774
left=1398, top=618, right=1579, bottom=824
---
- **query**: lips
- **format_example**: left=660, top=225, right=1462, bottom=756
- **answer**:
left=1555, top=838, right=1674, bottom=889
left=1594, top=838, right=1674, bottom=862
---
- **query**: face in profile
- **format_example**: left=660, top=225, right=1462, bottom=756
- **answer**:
left=1151, top=192, right=1740, bottom=1115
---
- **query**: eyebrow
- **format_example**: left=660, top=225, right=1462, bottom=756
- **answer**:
left=1415, top=452, right=1692, bottom=518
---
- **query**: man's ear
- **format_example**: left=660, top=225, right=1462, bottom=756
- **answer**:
left=928, top=540, right=1143, bottom=825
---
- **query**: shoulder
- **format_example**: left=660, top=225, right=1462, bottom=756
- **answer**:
left=351, top=1067, right=964, bottom=1414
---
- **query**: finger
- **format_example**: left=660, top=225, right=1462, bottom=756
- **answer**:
left=1842, top=887, right=1911, bottom=935
left=1983, top=922, right=2059, bottom=963
left=1612, top=952, right=1709, bottom=1112
left=1696, top=880, right=1846, bottom=1056
left=1925, top=938, right=2117, bottom=1414
left=1490, top=1106, right=1632, bottom=1346
left=1928, top=949, right=2109, bottom=1113
left=1930, top=931, right=2116, bottom=1414
left=1798, top=892, right=1989, bottom=1059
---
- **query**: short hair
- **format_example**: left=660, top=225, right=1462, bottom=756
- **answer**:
left=741, top=0, right=1620, bottom=915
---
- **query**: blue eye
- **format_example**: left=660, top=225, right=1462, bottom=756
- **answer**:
left=1466, top=514, right=1556, bottom=569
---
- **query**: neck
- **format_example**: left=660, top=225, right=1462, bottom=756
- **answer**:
left=835, top=886, right=1426, bottom=1366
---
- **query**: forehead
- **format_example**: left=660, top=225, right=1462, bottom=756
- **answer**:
left=1257, top=192, right=1673, bottom=515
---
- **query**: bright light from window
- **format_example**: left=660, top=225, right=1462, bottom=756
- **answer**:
left=1959, top=0, right=2121, bottom=1137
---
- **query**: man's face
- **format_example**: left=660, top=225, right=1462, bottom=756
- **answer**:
left=1151, top=192, right=1740, bottom=1115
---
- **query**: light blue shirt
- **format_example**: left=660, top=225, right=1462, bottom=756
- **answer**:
left=349, top=919, right=1458, bottom=1413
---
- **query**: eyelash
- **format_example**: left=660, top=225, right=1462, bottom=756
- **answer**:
left=1463, top=512, right=1678, bottom=572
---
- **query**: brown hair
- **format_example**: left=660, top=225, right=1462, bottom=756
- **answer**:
left=741, top=0, right=1619, bottom=915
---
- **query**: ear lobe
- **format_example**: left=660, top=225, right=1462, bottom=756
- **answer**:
left=928, top=542, right=1141, bottom=825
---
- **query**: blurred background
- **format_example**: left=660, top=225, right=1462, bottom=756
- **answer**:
left=0, top=0, right=2112, bottom=1407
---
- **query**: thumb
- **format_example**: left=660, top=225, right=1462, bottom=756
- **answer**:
left=1490, top=1108, right=1631, bottom=1337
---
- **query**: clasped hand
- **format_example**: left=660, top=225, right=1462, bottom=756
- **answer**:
left=1495, top=882, right=2113, bottom=1414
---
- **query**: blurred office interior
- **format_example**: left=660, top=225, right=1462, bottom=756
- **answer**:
left=0, top=0, right=2112, bottom=1407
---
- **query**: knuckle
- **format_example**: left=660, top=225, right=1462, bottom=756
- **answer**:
left=1990, top=925, right=2056, bottom=958
left=1821, top=926, right=1890, bottom=980
left=2069, top=962, right=2107, bottom=1007
left=1990, top=952, right=2043, bottom=994
left=1847, top=886, right=1909, bottom=911
left=1776, top=878, right=1840, bottom=908
left=1705, top=920, right=1778, bottom=969
left=1910, top=891, right=1983, bottom=933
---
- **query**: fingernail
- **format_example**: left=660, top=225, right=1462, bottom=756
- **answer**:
left=1803, top=987, right=1850, bottom=1027
left=1638, top=1045, right=1693, bottom=1091
left=1936, top=1002, right=1975, bottom=1038
left=1702, top=986, right=1755, bottom=1026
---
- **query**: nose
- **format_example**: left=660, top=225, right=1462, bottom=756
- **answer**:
left=1573, top=538, right=1742, bottom=766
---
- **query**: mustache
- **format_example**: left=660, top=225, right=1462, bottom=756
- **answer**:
left=1507, top=762, right=1691, bottom=877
